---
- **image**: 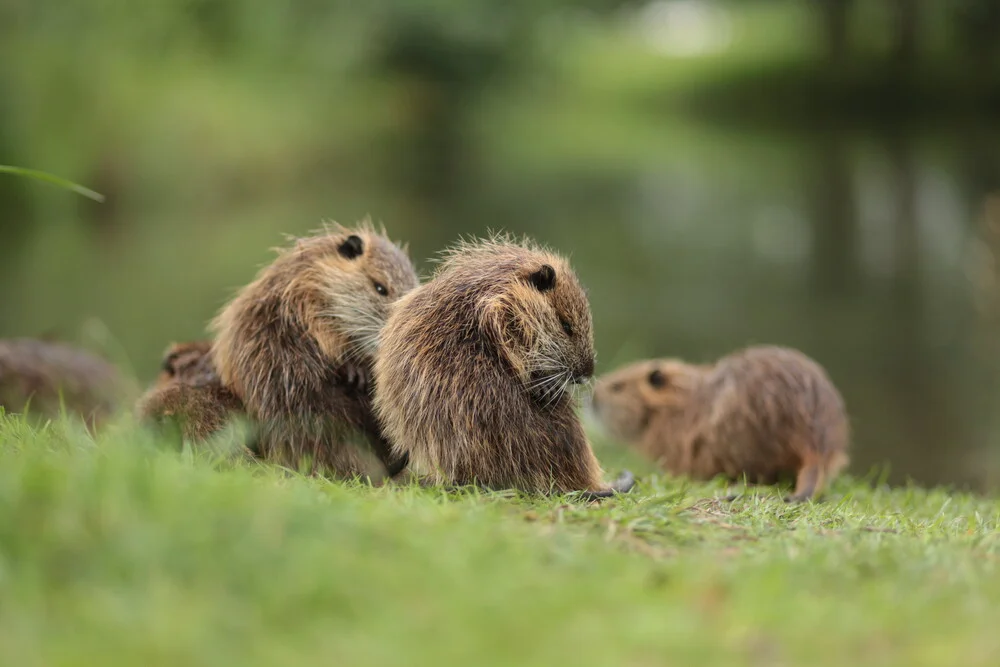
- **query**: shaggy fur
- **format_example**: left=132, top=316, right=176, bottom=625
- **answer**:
left=374, top=235, right=634, bottom=497
left=210, top=221, right=419, bottom=480
left=0, top=338, right=128, bottom=430
left=590, top=345, right=850, bottom=502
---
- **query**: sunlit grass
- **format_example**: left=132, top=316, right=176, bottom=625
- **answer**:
left=0, top=411, right=998, bottom=666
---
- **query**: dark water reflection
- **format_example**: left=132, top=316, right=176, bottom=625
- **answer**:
left=2, top=122, right=999, bottom=492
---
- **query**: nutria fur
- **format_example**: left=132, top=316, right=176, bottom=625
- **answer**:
left=0, top=338, right=126, bottom=429
left=210, top=221, right=419, bottom=480
left=154, top=340, right=216, bottom=386
left=373, top=235, right=635, bottom=498
left=590, top=345, right=850, bottom=502
left=135, top=340, right=245, bottom=443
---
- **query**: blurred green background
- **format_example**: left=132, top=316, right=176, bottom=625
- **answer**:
left=2, top=0, right=999, bottom=491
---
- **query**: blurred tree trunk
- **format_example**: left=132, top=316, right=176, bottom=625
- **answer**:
left=817, top=0, right=853, bottom=63
left=890, top=0, right=919, bottom=67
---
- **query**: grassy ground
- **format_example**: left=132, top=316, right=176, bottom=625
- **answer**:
left=0, top=412, right=998, bottom=666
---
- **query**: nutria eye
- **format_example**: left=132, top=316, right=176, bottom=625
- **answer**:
left=560, top=318, right=573, bottom=337
left=373, top=281, right=388, bottom=297
left=648, top=369, right=667, bottom=388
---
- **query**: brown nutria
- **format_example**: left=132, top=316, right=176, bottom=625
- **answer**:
left=0, top=338, right=127, bottom=430
left=373, top=235, right=635, bottom=499
left=210, top=221, right=419, bottom=481
left=154, top=340, right=216, bottom=386
left=589, top=345, right=850, bottom=502
left=134, top=340, right=245, bottom=443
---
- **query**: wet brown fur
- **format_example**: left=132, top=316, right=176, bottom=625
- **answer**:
left=374, top=235, right=632, bottom=497
left=135, top=340, right=245, bottom=442
left=0, top=338, right=127, bottom=430
left=210, top=221, right=419, bottom=480
left=590, top=346, right=850, bottom=501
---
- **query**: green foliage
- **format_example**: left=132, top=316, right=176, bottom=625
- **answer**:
left=1, top=414, right=999, bottom=666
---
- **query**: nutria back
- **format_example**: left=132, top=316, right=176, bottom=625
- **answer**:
left=209, top=221, right=419, bottom=479
left=0, top=338, right=127, bottom=429
left=591, top=345, right=850, bottom=500
left=374, top=235, right=629, bottom=496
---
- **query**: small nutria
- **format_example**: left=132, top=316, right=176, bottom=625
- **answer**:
left=373, top=235, right=635, bottom=499
left=210, top=221, right=419, bottom=481
left=589, top=345, right=850, bottom=502
left=135, top=340, right=245, bottom=443
left=0, top=338, right=127, bottom=429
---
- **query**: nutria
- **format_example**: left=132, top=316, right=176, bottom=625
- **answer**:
left=589, top=345, right=850, bottom=502
left=0, top=338, right=127, bottom=429
left=373, top=235, right=635, bottom=499
left=153, top=340, right=216, bottom=386
left=135, top=340, right=245, bottom=443
left=210, top=221, right=419, bottom=481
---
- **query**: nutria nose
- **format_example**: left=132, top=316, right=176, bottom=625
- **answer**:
left=575, top=357, right=595, bottom=383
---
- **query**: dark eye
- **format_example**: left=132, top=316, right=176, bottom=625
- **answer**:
left=648, top=369, right=667, bottom=388
left=373, top=281, right=388, bottom=297
left=560, top=318, right=573, bottom=337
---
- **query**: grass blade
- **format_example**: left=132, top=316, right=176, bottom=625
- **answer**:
left=0, top=165, right=105, bottom=202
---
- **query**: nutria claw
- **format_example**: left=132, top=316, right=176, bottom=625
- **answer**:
left=576, top=470, right=636, bottom=502
left=343, top=363, right=368, bottom=393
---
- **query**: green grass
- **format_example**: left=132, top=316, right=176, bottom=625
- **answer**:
left=1, top=412, right=999, bottom=667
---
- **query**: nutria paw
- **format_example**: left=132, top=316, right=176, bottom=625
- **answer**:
left=343, top=363, right=369, bottom=394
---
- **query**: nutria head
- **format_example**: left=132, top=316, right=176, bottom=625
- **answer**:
left=590, top=358, right=707, bottom=442
left=210, top=220, right=420, bottom=401
left=157, top=340, right=214, bottom=386
left=279, top=221, right=420, bottom=359
left=436, top=236, right=595, bottom=406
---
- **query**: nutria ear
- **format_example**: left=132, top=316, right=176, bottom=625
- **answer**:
left=338, top=234, right=365, bottom=260
left=161, top=349, right=181, bottom=375
left=647, top=369, right=668, bottom=388
left=528, top=264, right=556, bottom=293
